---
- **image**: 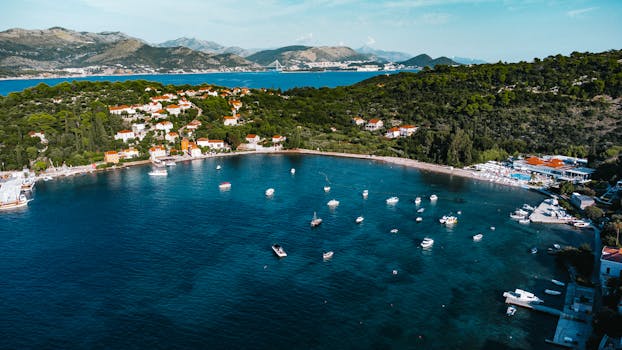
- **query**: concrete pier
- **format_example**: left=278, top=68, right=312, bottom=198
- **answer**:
left=529, top=199, right=574, bottom=224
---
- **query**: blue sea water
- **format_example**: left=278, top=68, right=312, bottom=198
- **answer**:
left=0, top=70, right=414, bottom=96
left=0, top=154, right=592, bottom=349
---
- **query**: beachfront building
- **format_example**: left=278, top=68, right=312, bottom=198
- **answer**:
left=601, top=247, right=622, bottom=286
left=246, top=134, right=260, bottom=144
left=104, top=151, right=120, bottom=164
left=196, top=138, right=210, bottom=148
left=188, top=143, right=202, bottom=157
left=149, top=145, right=167, bottom=159
left=223, top=116, right=238, bottom=126
left=272, top=135, right=286, bottom=144
left=120, top=148, right=140, bottom=159
left=28, top=131, right=47, bottom=143
left=352, top=117, right=366, bottom=126
left=385, top=127, right=400, bottom=139
left=512, top=156, right=595, bottom=184
left=207, top=140, right=226, bottom=150
left=365, top=118, right=384, bottom=131
left=114, top=130, right=136, bottom=143
left=570, top=192, right=596, bottom=210
left=399, top=125, right=418, bottom=137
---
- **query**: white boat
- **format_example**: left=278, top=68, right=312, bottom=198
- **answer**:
left=265, top=188, right=275, bottom=197
left=417, top=208, right=425, bottom=213
left=515, top=208, right=529, bottom=216
left=420, top=237, right=434, bottom=248
left=386, top=196, right=399, bottom=205
left=530, top=247, right=538, bottom=254
left=216, top=165, right=222, bottom=170
left=0, top=194, right=30, bottom=211
left=544, top=289, right=562, bottom=296
left=414, top=197, right=421, bottom=205
left=503, top=289, right=543, bottom=304
left=43, top=175, right=53, bottom=181
left=523, top=204, right=535, bottom=211
left=472, top=233, right=483, bottom=241
left=553, top=244, right=561, bottom=250
left=272, top=244, right=287, bottom=258
left=165, top=161, right=176, bottom=166
left=551, top=279, right=565, bottom=287
left=519, top=218, right=530, bottom=224
left=390, top=228, right=399, bottom=233
left=219, top=182, right=232, bottom=190
left=509, top=212, right=526, bottom=220
left=310, top=212, right=323, bottom=227
left=439, top=215, right=458, bottom=225
left=429, top=194, right=438, bottom=201
left=355, top=216, right=364, bottom=224
left=290, top=168, right=295, bottom=174
left=324, top=186, right=331, bottom=193
left=323, top=251, right=334, bottom=260
left=506, top=305, right=517, bottom=316
left=573, top=220, right=590, bottom=228
left=327, top=199, right=340, bottom=208
left=490, top=226, right=496, bottom=231
left=148, top=169, right=168, bottom=176
left=416, top=217, right=423, bottom=222
left=362, top=189, right=369, bottom=199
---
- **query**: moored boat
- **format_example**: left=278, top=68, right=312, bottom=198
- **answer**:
left=503, top=289, right=543, bottom=304
left=148, top=169, right=168, bottom=176
left=324, top=186, right=331, bottom=193
left=355, top=216, right=364, bottom=224
left=417, top=208, right=425, bottom=213
left=265, top=188, right=275, bottom=197
left=165, top=160, right=176, bottom=166
left=327, top=199, right=340, bottom=208
left=272, top=244, right=287, bottom=258
left=429, top=194, right=438, bottom=201
left=506, top=305, right=517, bottom=316
left=519, top=218, right=530, bottom=224
left=386, top=196, right=399, bottom=205
left=0, top=194, right=30, bottom=211
left=420, top=237, right=434, bottom=248
left=414, top=197, right=421, bottom=205
left=573, top=220, right=590, bottom=228
left=290, top=168, right=295, bottom=174
left=416, top=217, right=423, bottom=222
left=390, top=228, right=399, bottom=233
left=439, top=215, right=458, bottom=225
left=472, top=233, right=483, bottom=241
left=530, top=247, right=538, bottom=254
left=216, top=165, right=222, bottom=170
left=219, top=182, right=232, bottom=190
left=362, top=189, right=369, bottom=199
left=551, top=279, right=565, bottom=287
left=544, top=289, right=562, bottom=296
left=310, top=212, right=323, bottom=227
left=323, top=251, right=334, bottom=260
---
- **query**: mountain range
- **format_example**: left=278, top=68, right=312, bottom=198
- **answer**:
left=0, top=27, right=465, bottom=76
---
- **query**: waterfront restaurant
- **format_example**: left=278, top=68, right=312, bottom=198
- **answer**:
left=512, top=156, right=594, bottom=184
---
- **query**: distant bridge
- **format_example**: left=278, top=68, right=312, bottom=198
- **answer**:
left=265, top=60, right=284, bottom=71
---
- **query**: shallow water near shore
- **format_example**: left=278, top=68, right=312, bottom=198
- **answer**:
left=0, top=154, right=592, bottom=349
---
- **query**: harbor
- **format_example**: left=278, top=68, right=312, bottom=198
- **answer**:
left=529, top=197, right=575, bottom=224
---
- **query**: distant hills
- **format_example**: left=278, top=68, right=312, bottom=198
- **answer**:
left=0, top=27, right=475, bottom=77
left=399, top=54, right=459, bottom=68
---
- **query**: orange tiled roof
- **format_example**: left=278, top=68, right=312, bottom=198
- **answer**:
left=602, top=246, right=622, bottom=263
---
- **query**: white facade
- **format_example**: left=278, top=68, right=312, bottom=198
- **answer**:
left=114, top=130, right=135, bottom=143
left=155, top=121, right=174, bottom=132
left=223, top=116, right=238, bottom=126
left=166, top=105, right=181, bottom=116
left=196, top=138, right=210, bottom=147
left=165, top=132, right=179, bottom=143
left=246, top=135, right=260, bottom=144
left=149, top=146, right=167, bottom=159
left=365, top=119, right=384, bottom=131
left=570, top=192, right=596, bottom=210
left=189, top=146, right=202, bottom=157
left=208, top=140, right=226, bottom=150
left=601, top=247, right=622, bottom=283
left=385, top=128, right=400, bottom=138
left=399, top=125, right=418, bottom=137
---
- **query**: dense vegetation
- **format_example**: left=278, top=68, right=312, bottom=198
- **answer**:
left=1, top=50, right=621, bottom=179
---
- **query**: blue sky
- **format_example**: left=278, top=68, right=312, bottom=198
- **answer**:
left=1, top=0, right=621, bottom=62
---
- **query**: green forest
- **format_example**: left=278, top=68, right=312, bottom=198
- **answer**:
left=1, top=49, right=621, bottom=182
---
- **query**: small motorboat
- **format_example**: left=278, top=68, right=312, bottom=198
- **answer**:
left=327, top=199, right=340, bottom=208
left=290, top=168, right=296, bottom=174
left=324, top=186, right=331, bottom=193
left=272, top=244, right=287, bottom=258
left=386, top=196, right=399, bottom=205
left=430, top=194, right=438, bottom=201
left=420, top=237, right=434, bottom=248
left=323, top=251, right=334, bottom=260
left=310, top=212, right=323, bottom=227
left=472, top=233, right=483, bottom=241
left=362, top=189, right=369, bottom=199
left=573, top=220, right=590, bottom=228
left=416, top=217, right=423, bottom=222
left=510, top=212, right=526, bottom=220
left=519, top=218, right=530, bottom=224
left=545, top=289, right=562, bottom=296
left=553, top=244, right=561, bottom=250
left=490, top=226, right=496, bottom=231
left=165, top=160, right=176, bottom=166
left=506, top=305, right=517, bottom=316
left=390, top=228, right=399, bottom=234
left=148, top=169, right=168, bottom=176
left=355, top=216, right=364, bottom=224
left=219, top=182, right=232, bottom=190
left=530, top=247, right=538, bottom=254
left=216, top=165, right=222, bottom=170
left=265, top=188, right=275, bottom=197
left=414, top=197, right=421, bottom=205
left=417, top=208, right=425, bottom=213
left=551, top=279, right=565, bottom=287
left=457, top=210, right=462, bottom=215
left=439, top=215, right=458, bottom=225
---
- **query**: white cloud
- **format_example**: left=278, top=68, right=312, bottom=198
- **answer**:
left=566, top=7, right=597, bottom=18
left=366, top=36, right=376, bottom=46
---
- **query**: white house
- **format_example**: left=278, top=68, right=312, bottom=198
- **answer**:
left=272, top=135, right=286, bottom=144
left=120, top=148, right=140, bottom=159
left=188, top=144, right=202, bottom=157
left=132, top=123, right=146, bottom=133
left=365, top=118, right=384, bottom=131
left=385, top=127, right=400, bottom=139
left=149, top=145, right=167, bottom=159
left=109, top=105, right=136, bottom=115
left=166, top=104, right=181, bottom=116
left=601, top=246, right=622, bottom=283
left=155, top=121, right=174, bottom=132
left=140, top=101, right=162, bottom=113
left=196, top=138, right=210, bottom=148
left=114, top=130, right=135, bottom=143
left=207, top=139, right=226, bottom=150
left=179, top=99, right=192, bottom=110
left=223, top=116, right=238, bottom=126
left=186, top=120, right=202, bottom=131
left=165, top=132, right=179, bottom=143
left=352, top=117, right=366, bottom=126
left=570, top=192, right=596, bottom=210
left=246, top=134, right=260, bottom=144
left=28, top=131, right=47, bottom=143
left=230, top=100, right=243, bottom=111
left=399, top=125, right=418, bottom=137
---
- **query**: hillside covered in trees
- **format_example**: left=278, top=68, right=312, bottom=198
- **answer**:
left=0, top=49, right=621, bottom=179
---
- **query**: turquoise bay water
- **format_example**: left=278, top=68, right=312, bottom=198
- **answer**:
left=0, top=155, right=591, bottom=349
left=0, top=70, right=415, bottom=96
